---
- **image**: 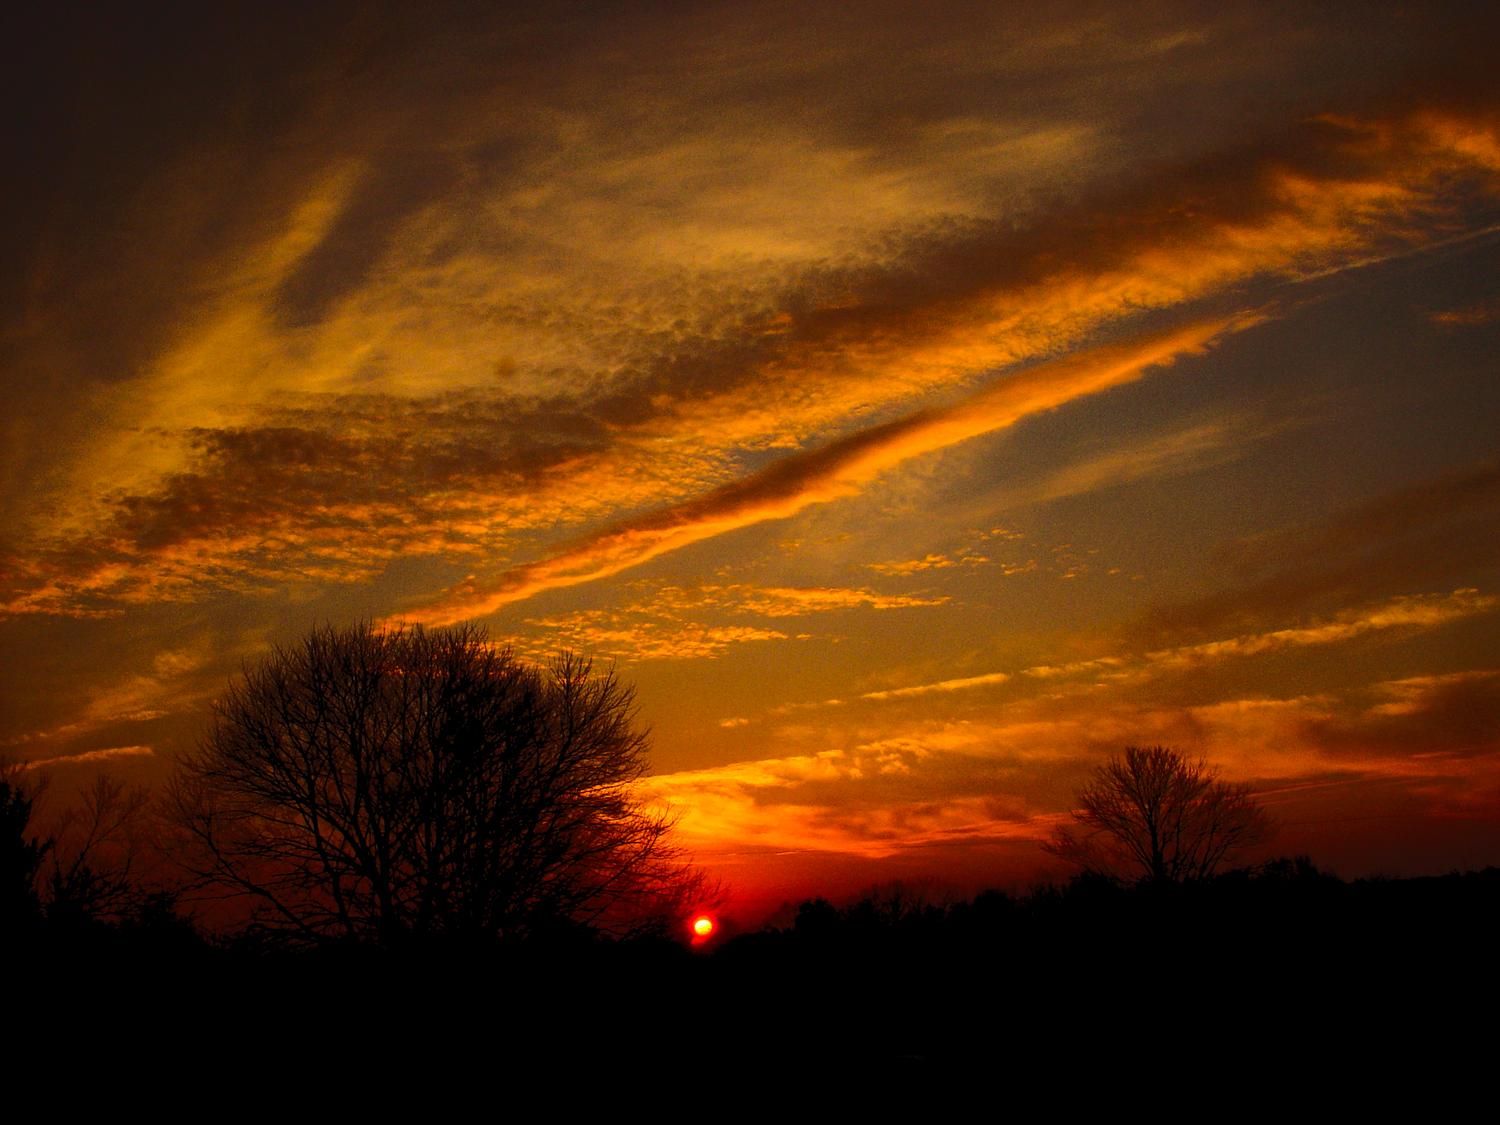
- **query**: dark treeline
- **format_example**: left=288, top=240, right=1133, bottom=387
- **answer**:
left=19, top=854, right=1500, bottom=962
left=14, top=859, right=1500, bottom=1081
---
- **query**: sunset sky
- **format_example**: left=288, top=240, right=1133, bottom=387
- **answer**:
left=5, top=1, right=1499, bottom=915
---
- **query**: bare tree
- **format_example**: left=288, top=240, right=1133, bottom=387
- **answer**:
left=1045, top=745, right=1272, bottom=884
left=2, top=760, right=157, bottom=932
left=43, top=774, right=153, bottom=927
left=169, top=622, right=702, bottom=946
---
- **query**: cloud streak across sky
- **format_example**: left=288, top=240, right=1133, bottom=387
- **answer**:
left=405, top=315, right=1257, bottom=621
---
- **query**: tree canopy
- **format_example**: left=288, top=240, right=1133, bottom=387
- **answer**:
left=1046, top=745, right=1273, bottom=884
left=171, top=622, right=700, bottom=946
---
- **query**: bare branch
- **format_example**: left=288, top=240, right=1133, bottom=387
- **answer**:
left=168, top=622, right=700, bottom=946
left=1044, top=745, right=1273, bottom=884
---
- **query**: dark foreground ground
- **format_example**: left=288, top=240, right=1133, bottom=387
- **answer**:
left=13, top=861, right=1499, bottom=1095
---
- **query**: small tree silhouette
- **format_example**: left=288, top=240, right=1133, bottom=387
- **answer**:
left=2, top=762, right=158, bottom=937
left=1045, top=745, right=1272, bottom=884
left=44, top=774, right=153, bottom=930
left=1, top=762, right=48, bottom=934
left=170, top=621, right=701, bottom=946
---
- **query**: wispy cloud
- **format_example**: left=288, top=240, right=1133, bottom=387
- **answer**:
left=21, top=745, right=154, bottom=771
left=736, top=587, right=949, bottom=615
left=1430, top=296, right=1500, bottom=326
left=869, top=527, right=1022, bottom=576
left=9, top=97, right=1500, bottom=619
left=1140, top=589, right=1496, bottom=670
left=647, top=655, right=1500, bottom=869
left=1134, top=459, right=1500, bottom=646
left=862, top=672, right=1012, bottom=701
left=768, top=588, right=1495, bottom=709
left=1016, top=414, right=1297, bottom=506
left=407, top=316, right=1255, bottom=621
left=522, top=618, right=793, bottom=662
left=644, top=739, right=1052, bottom=860
left=525, top=582, right=944, bottom=660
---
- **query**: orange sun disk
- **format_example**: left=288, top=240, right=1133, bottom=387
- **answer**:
left=691, top=915, right=715, bottom=938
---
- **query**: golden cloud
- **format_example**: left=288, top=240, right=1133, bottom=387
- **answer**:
left=10, top=101, right=1500, bottom=618
left=407, top=315, right=1255, bottom=621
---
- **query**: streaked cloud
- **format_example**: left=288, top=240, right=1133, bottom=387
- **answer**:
left=1142, top=460, right=1500, bottom=642
left=737, top=587, right=950, bottom=615
left=20, top=745, right=154, bottom=772
left=644, top=738, right=1053, bottom=860
left=648, top=655, right=1500, bottom=870
left=870, top=553, right=971, bottom=576
left=1140, top=588, right=1496, bottom=671
left=862, top=672, right=1012, bottom=701
left=407, top=315, right=1257, bottom=621
left=751, top=587, right=1494, bottom=713
left=1016, top=414, right=1297, bottom=507
left=522, top=617, right=793, bottom=663
left=1299, top=668, right=1500, bottom=762
left=524, top=582, right=945, bottom=660
left=8, top=92, right=1500, bottom=621
left=1430, top=296, right=1500, bottom=326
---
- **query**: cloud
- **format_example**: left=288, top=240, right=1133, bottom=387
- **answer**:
left=1139, top=588, right=1496, bottom=671
left=0, top=632, right=242, bottom=761
left=0, top=395, right=628, bottom=617
left=633, top=583, right=953, bottom=618
left=9, top=90, right=1500, bottom=619
left=524, top=582, right=943, bottom=660
left=870, top=553, right=964, bottom=575
left=643, top=738, right=1054, bottom=860
left=1240, top=458, right=1500, bottom=568
left=20, top=745, right=154, bottom=771
left=406, top=89, right=1500, bottom=627
left=1430, top=296, right=1500, bottom=326
left=1141, top=458, right=1500, bottom=641
left=869, top=527, right=1023, bottom=575
left=646, top=660, right=1500, bottom=869
left=862, top=672, right=1012, bottom=701
left=1299, top=669, right=1500, bottom=762
left=759, top=588, right=1493, bottom=713
left=740, top=586, right=949, bottom=615
left=9, top=5, right=1500, bottom=893
left=520, top=617, right=792, bottom=662
left=1366, top=669, right=1500, bottom=715
left=1022, top=657, right=1130, bottom=681
left=406, top=315, right=1256, bottom=621
left=1016, top=414, right=1296, bottom=506
left=1038, top=589, right=1497, bottom=684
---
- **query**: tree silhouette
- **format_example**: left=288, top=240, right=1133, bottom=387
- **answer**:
left=43, top=774, right=154, bottom=930
left=2, top=762, right=161, bottom=939
left=1045, top=745, right=1272, bottom=884
left=1, top=762, right=48, bottom=934
left=170, top=622, right=700, bottom=947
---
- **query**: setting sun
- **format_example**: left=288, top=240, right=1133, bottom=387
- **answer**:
left=692, top=915, right=716, bottom=939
